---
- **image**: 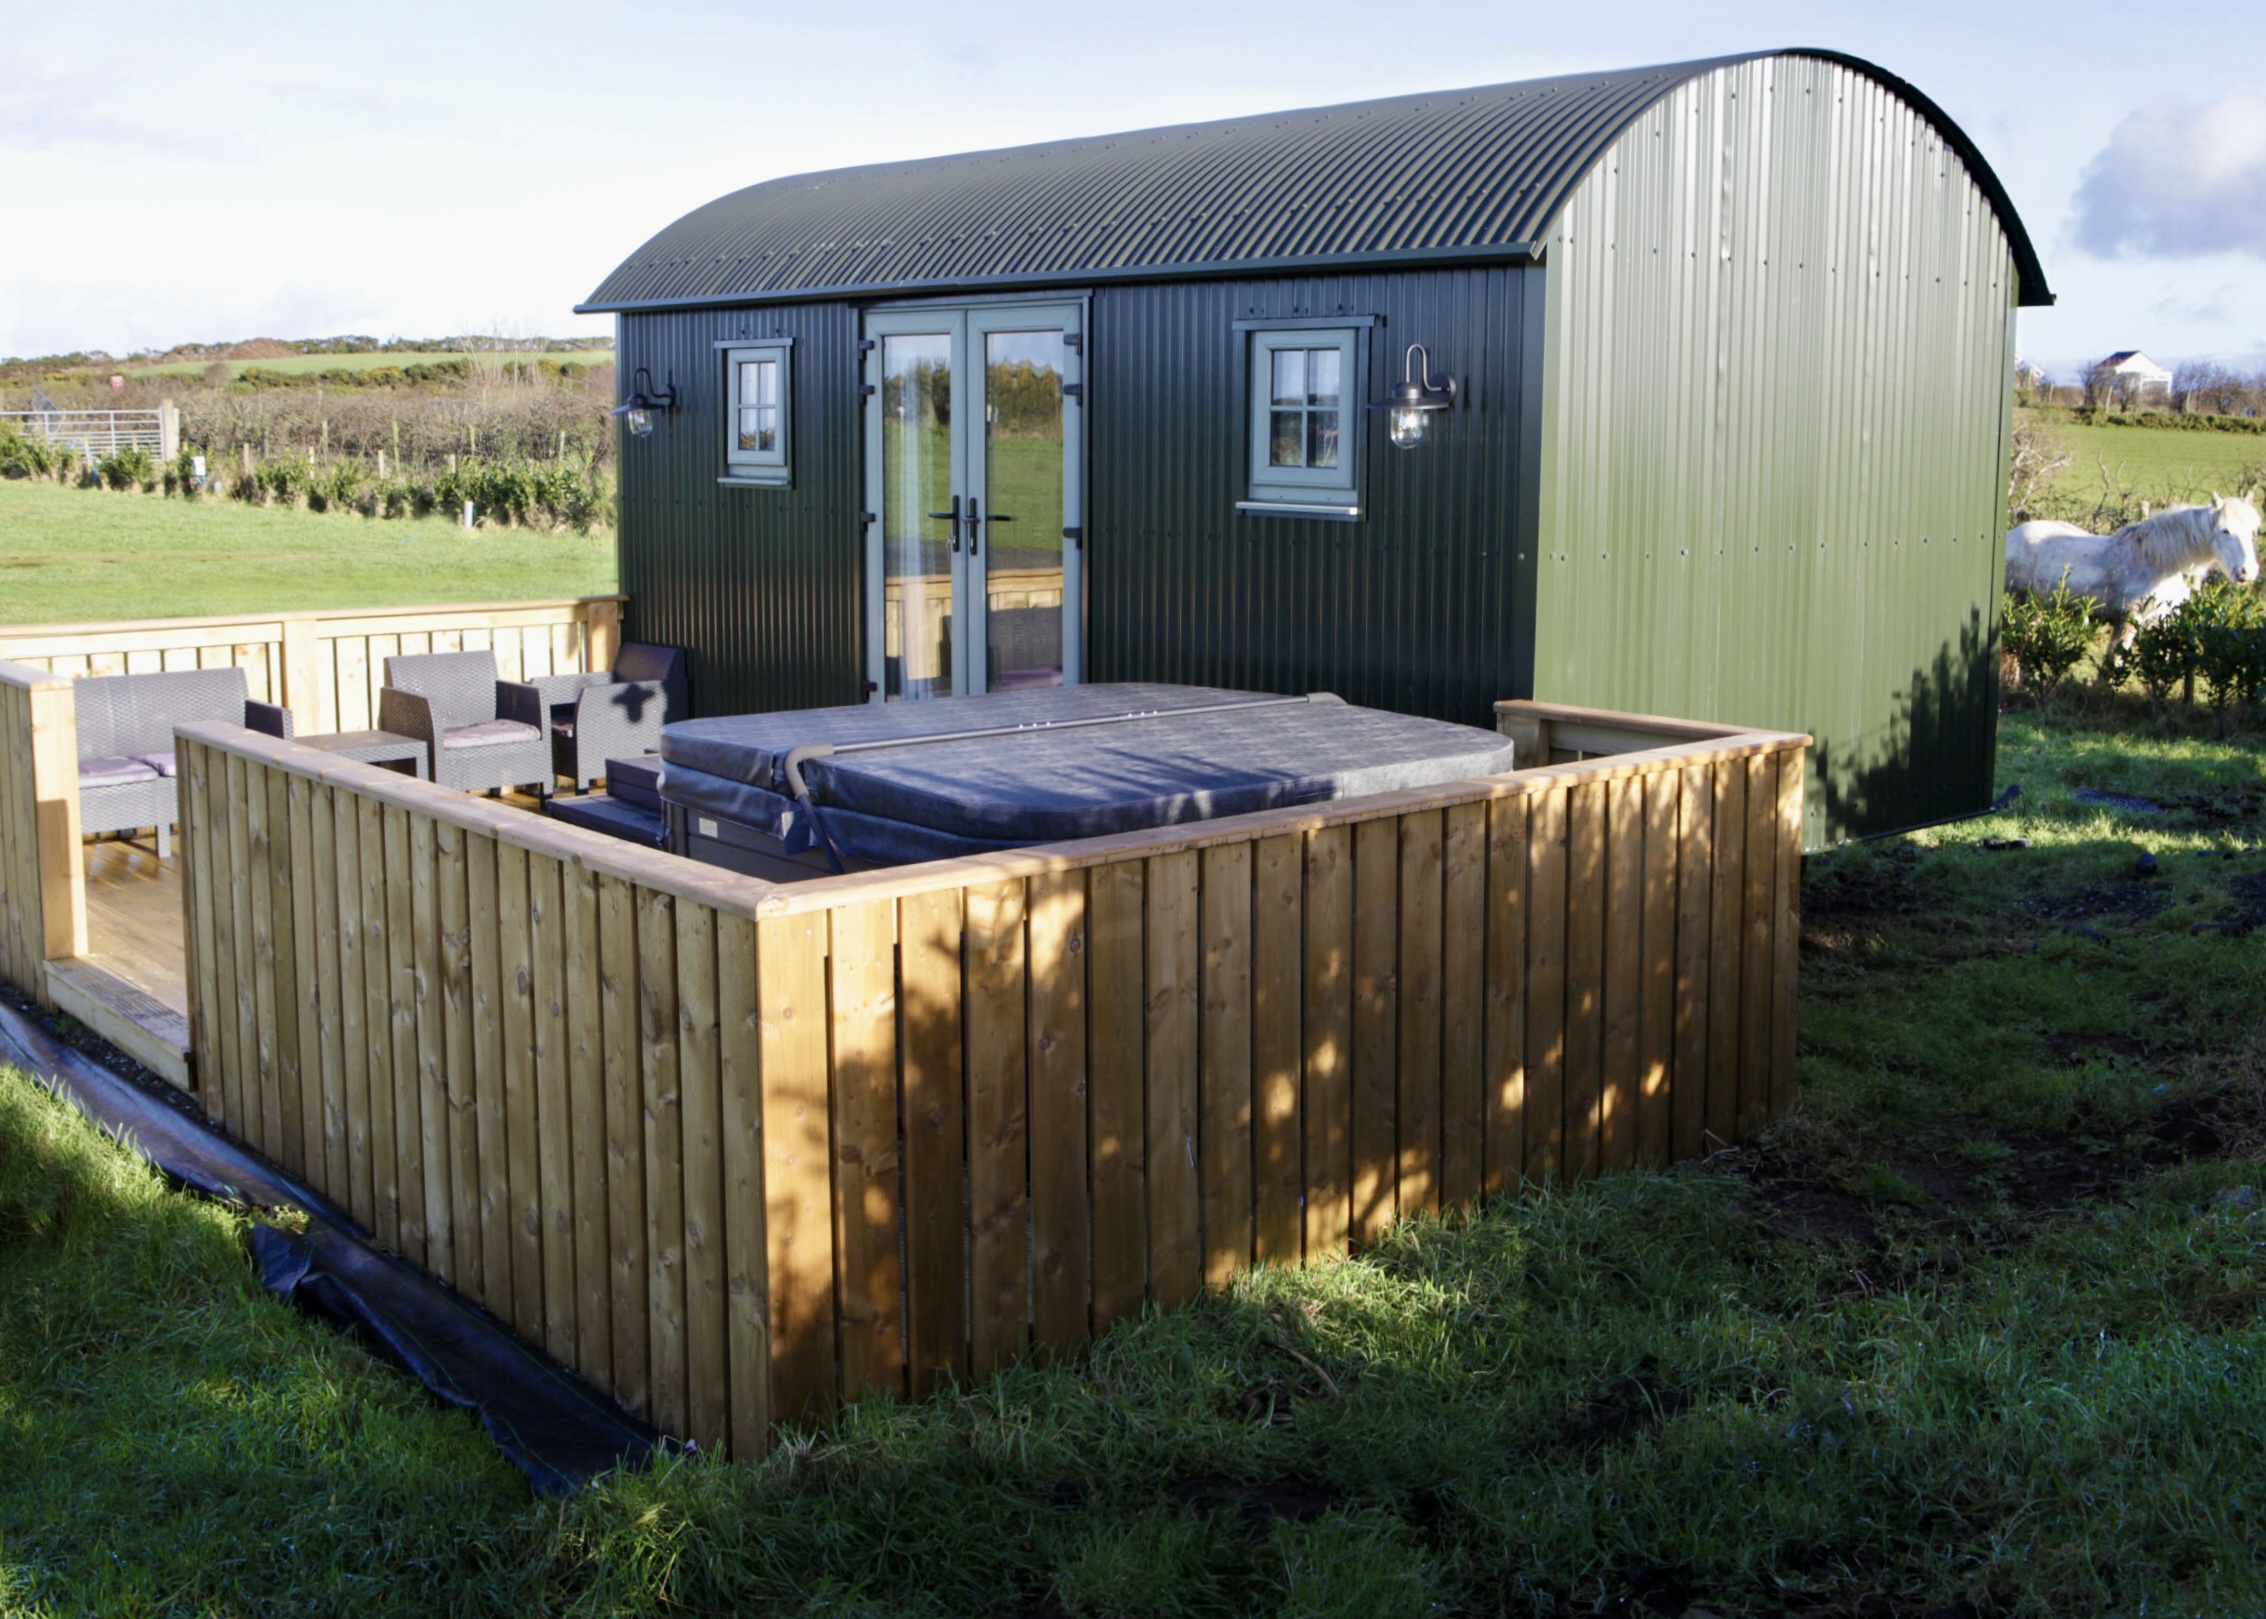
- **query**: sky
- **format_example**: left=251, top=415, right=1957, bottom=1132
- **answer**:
left=5, top=0, right=2264, bottom=382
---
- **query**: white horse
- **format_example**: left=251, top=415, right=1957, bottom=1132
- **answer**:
left=2005, top=494, right=2261, bottom=646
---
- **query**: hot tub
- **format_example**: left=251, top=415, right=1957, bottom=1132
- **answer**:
left=656, top=683, right=1521, bottom=879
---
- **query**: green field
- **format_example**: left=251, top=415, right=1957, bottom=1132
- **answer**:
left=3, top=704, right=2265, bottom=1615
left=2021, top=407, right=2266, bottom=514
left=0, top=480, right=616, bottom=623
left=124, top=350, right=615, bottom=382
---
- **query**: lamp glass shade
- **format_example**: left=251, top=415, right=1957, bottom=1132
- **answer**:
left=1389, top=405, right=1428, bottom=449
left=623, top=405, right=654, bottom=439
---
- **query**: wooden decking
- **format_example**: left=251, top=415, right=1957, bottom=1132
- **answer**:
left=46, top=838, right=192, bottom=1084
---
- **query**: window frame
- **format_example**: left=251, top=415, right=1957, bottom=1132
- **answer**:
left=719, top=339, right=793, bottom=486
left=1243, top=325, right=1362, bottom=517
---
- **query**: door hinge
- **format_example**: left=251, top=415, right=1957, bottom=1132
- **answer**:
left=860, top=383, right=877, bottom=397
left=860, top=511, right=876, bottom=528
left=864, top=679, right=878, bottom=695
left=1063, top=333, right=1083, bottom=353
left=856, top=339, right=876, bottom=354
left=1062, top=382, right=1083, bottom=401
left=1063, top=526, right=1084, bottom=547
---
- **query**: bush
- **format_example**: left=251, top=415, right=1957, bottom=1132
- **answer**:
left=0, top=421, right=79, bottom=481
left=2000, top=574, right=2098, bottom=703
left=2183, top=580, right=2266, bottom=733
left=96, top=445, right=155, bottom=491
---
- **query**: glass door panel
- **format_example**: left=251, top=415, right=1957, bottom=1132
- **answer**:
left=865, top=302, right=1081, bottom=700
left=977, top=328, right=1065, bottom=691
left=877, top=332, right=956, bottom=701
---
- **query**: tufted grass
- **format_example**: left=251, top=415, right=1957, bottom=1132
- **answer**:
left=1, top=709, right=2263, bottom=1617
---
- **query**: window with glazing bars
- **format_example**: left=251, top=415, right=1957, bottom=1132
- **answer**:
left=724, top=342, right=790, bottom=482
left=1246, top=327, right=1359, bottom=510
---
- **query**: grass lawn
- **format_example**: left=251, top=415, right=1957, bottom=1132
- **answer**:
left=2021, top=407, right=2266, bottom=515
left=1, top=702, right=2262, bottom=1615
left=0, top=479, right=617, bottom=623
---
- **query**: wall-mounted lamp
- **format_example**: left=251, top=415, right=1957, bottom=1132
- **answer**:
left=611, top=367, right=680, bottom=438
left=1371, top=343, right=1458, bottom=449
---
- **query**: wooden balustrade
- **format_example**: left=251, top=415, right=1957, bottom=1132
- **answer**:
left=0, top=596, right=624, bottom=738
left=173, top=702, right=1808, bottom=1456
left=0, top=661, right=87, bottom=1009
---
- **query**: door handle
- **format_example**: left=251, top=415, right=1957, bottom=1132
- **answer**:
left=926, top=495, right=962, bottom=552
left=972, top=503, right=1014, bottom=557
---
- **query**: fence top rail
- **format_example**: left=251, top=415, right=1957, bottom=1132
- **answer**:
left=179, top=714, right=1809, bottom=921
left=0, top=658, right=74, bottom=693
left=0, top=594, right=628, bottom=645
left=1493, top=698, right=1759, bottom=741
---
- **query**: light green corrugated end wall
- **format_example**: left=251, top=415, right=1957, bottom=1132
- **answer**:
left=1531, top=54, right=2018, bottom=847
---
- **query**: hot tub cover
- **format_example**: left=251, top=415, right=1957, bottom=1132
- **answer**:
left=659, top=685, right=1519, bottom=865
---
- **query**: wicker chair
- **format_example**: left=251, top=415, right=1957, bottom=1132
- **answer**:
left=377, top=650, right=551, bottom=795
left=76, top=666, right=292, bottom=859
left=527, top=642, right=689, bottom=793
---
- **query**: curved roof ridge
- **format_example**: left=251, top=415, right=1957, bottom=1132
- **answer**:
left=579, top=50, right=2050, bottom=313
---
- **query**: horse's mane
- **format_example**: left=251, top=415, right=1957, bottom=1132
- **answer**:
left=2116, top=499, right=2260, bottom=571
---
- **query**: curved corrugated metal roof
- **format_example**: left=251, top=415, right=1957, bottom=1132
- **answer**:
left=579, top=49, right=2051, bottom=313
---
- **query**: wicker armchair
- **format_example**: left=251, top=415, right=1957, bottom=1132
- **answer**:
left=377, top=650, right=551, bottom=795
left=527, top=642, right=688, bottom=793
left=76, top=666, right=292, bottom=859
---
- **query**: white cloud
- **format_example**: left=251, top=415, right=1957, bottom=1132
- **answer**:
left=2074, top=91, right=2266, bottom=258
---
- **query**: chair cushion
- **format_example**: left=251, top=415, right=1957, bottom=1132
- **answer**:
left=442, top=719, right=543, bottom=750
left=137, top=752, right=178, bottom=778
left=81, top=755, right=162, bottom=788
left=552, top=709, right=577, bottom=740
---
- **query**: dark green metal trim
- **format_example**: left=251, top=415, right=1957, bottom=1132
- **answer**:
left=577, top=242, right=1543, bottom=315
left=1231, top=313, right=1384, bottom=332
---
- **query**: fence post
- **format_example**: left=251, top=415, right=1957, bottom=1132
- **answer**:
left=279, top=616, right=322, bottom=737
left=160, top=400, right=180, bottom=463
left=27, top=678, right=87, bottom=965
left=585, top=599, right=622, bottom=673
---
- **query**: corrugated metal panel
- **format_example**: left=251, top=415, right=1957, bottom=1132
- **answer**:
left=616, top=305, right=864, bottom=717
left=1531, top=55, right=2017, bottom=844
left=1086, top=268, right=1539, bottom=725
left=580, top=50, right=2047, bottom=315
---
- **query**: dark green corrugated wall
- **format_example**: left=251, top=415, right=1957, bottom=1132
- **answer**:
left=616, top=304, right=865, bottom=718
left=1530, top=54, right=2016, bottom=844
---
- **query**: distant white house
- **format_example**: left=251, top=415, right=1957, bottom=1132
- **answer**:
left=2096, top=350, right=2173, bottom=403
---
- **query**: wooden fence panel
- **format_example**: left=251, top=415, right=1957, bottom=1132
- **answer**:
left=168, top=704, right=1809, bottom=1463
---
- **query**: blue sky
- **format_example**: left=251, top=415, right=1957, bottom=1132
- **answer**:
left=5, top=0, right=2262, bottom=381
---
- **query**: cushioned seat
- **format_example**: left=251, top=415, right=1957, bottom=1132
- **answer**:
left=443, top=718, right=544, bottom=750
left=138, top=752, right=178, bottom=778
left=80, top=755, right=162, bottom=789
left=531, top=643, right=688, bottom=793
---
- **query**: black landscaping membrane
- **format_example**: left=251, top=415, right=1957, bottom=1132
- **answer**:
left=0, top=996, right=660, bottom=1495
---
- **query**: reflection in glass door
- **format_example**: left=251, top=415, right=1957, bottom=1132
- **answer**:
left=863, top=303, right=1082, bottom=700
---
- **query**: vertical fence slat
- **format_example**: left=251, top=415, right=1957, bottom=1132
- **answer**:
left=438, top=822, right=480, bottom=1293
left=1251, top=833, right=1304, bottom=1265
left=498, top=841, right=540, bottom=1334
left=356, top=794, right=395, bottom=1248
left=225, top=752, right=257, bottom=1138
left=1672, top=765, right=1714, bottom=1163
left=246, top=762, right=284, bottom=1162
left=1600, top=775, right=1644, bottom=1175
left=532, top=854, right=576, bottom=1362
left=287, top=776, right=321, bottom=1180
left=1563, top=783, right=1606, bottom=1183
left=1524, top=787, right=1568, bottom=1184
left=1706, top=761, right=1748, bottom=1152
left=1028, top=870, right=1091, bottom=1347
left=829, top=897, right=905, bottom=1400
left=1771, top=749, right=1804, bottom=1118
left=411, top=813, right=450, bottom=1281
left=599, top=874, right=647, bottom=1416
left=1740, top=752, right=1779, bottom=1141
left=1639, top=772, right=1680, bottom=1167
left=678, top=900, right=728, bottom=1449
left=1144, top=852, right=1200, bottom=1306
left=638, top=887, right=686, bottom=1438
left=1085, top=862, right=1146, bottom=1328
left=334, top=785, right=372, bottom=1227
left=1439, top=802, right=1486, bottom=1210
left=716, top=912, right=770, bottom=1455
left=383, top=804, right=426, bottom=1264
left=0, top=691, right=28, bottom=992
left=470, top=834, right=512, bottom=1317
left=1350, top=818, right=1399, bottom=1245
left=566, top=865, right=611, bottom=1387
left=967, top=879, right=1031, bottom=1373
left=757, top=910, right=834, bottom=1427
left=1483, top=794, right=1529, bottom=1196
left=1302, top=826, right=1353, bottom=1257
left=901, top=886, right=968, bottom=1386
left=1199, top=843, right=1253, bottom=1288
left=1395, top=811, right=1443, bottom=1218
left=311, top=779, right=347, bottom=1196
